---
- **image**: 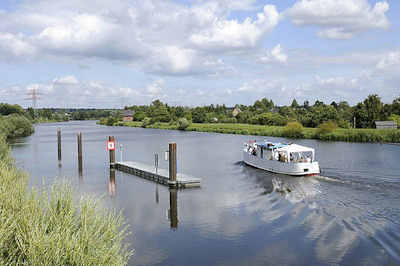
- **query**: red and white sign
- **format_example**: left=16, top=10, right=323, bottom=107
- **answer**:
left=107, top=140, right=115, bottom=151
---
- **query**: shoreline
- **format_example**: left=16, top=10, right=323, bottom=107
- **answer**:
left=100, top=121, right=400, bottom=144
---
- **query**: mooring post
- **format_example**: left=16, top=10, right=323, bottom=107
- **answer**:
left=169, top=143, right=177, bottom=183
left=77, top=132, right=83, bottom=174
left=57, top=128, right=62, bottom=162
left=109, top=136, right=116, bottom=168
left=155, top=153, right=159, bottom=173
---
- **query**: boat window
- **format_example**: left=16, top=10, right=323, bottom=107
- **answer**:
left=290, top=151, right=313, bottom=163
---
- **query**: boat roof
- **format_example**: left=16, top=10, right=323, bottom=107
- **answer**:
left=275, top=143, right=314, bottom=153
left=255, top=142, right=287, bottom=149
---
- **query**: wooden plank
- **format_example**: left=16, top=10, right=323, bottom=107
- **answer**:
left=115, top=161, right=200, bottom=188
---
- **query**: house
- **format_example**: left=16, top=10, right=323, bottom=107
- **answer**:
left=375, top=121, right=397, bottom=129
left=122, top=110, right=134, bottom=122
left=232, top=106, right=241, bottom=117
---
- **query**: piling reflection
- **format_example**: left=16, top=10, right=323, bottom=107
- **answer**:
left=168, top=188, right=178, bottom=230
left=108, top=169, right=116, bottom=197
left=155, top=184, right=159, bottom=204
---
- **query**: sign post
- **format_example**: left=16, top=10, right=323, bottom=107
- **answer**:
left=108, top=136, right=116, bottom=168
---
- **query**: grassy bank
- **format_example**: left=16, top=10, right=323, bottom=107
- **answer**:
left=106, top=121, right=400, bottom=143
left=1, top=117, right=132, bottom=265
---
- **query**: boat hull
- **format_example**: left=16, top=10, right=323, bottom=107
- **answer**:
left=243, top=151, right=320, bottom=176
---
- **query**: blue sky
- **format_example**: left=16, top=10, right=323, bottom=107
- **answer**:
left=0, top=0, right=399, bottom=108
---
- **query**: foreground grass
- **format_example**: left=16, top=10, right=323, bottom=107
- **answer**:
left=0, top=120, right=132, bottom=265
left=109, top=121, right=400, bottom=143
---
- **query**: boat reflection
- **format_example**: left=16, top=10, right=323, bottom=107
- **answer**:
left=242, top=162, right=321, bottom=203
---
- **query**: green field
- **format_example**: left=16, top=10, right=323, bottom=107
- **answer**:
left=105, top=121, right=400, bottom=143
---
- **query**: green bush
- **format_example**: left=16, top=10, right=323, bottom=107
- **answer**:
left=177, top=117, right=190, bottom=130
left=337, top=119, right=351, bottom=129
left=249, top=112, right=287, bottom=126
left=0, top=114, right=34, bottom=139
left=283, top=121, right=304, bottom=138
left=141, top=117, right=152, bottom=128
left=316, top=121, right=337, bottom=135
left=389, top=114, right=400, bottom=128
left=106, top=117, right=118, bottom=126
left=133, top=112, right=146, bottom=122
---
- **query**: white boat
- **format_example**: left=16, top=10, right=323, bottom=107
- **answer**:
left=243, top=140, right=320, bottom=176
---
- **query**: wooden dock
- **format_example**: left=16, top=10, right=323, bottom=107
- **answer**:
left=115, top=161, right=201, bottom=188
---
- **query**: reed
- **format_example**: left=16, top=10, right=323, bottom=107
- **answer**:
left=1, top=119, right=132, bottom=265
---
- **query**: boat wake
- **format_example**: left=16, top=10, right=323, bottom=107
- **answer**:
left=272, top=177, right=321, bottom=203
left=312, top=175, right=349, bottom=184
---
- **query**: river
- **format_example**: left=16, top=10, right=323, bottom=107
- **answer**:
left=11, top=120, right=400, bottom=266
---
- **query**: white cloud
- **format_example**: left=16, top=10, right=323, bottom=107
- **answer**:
left=53, top=75, right=79, bottom=85
left=287, top=0, right=390, bottom=39
left=0, top=32, right=36, bottom=59
left=145, top=79, right=164, bottom=96
left=376, top=51, right=400, bottom=70
left=190, top=5, right=280, bottom=50
left=259, top=44, right=288, bottom=64
left=0, top=0, right=279, bottom=75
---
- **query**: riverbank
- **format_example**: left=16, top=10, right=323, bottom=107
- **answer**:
left=105, top=121, right=400, bottom=143
left=0, top=117, right=132, bottom=265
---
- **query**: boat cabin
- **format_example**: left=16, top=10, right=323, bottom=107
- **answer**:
left=247, top=142, right=315, bottom=164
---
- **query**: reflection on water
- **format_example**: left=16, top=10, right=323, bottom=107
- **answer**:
left=168, top=189, right=178, bottom=230
left=155, top=184, right=159, bottom=204
left=10, top=121, right=400, bottom=266
left=108, top=169, right=116, bottom=197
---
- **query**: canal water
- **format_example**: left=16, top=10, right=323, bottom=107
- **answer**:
left=11, top=121, right=400, bottom=266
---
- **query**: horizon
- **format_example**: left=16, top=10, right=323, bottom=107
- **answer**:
left=1, top=0, right=399, bottom=108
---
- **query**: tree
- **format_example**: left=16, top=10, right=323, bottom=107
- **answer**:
left=191, top=108, right=207, bottom=123
left=363, top=94, right=384, bottom=128
left=314, top=100, right=324, bottom=107
left=150, top=100, right=170, bottom=122
left=392, top=97, right=400, bottom=115
left=0, top=103, right=24, bottom=116
left=291, top=99, right=299, bottom=108
left=354, top=102, right=369, bottom=128
left=303, top=100, right=310, bottom=110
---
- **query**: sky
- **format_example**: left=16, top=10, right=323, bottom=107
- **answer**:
left=0, top=0, right=399, bottom=108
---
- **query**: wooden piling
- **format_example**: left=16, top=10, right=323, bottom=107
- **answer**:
left=109, top=136, right=115, bottom=168
left=77, top=132, right=83, bottom=173
left=169, top=143, right=177, bottom=182
left=57, top=128, right=62, bottom=162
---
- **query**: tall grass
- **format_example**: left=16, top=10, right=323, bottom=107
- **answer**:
left=105, top=120, right=400, bottom=143
left=1, top=121, right=132, bottom=265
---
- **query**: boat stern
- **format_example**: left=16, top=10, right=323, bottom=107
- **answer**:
left=296, top=162, right=320, bottom=176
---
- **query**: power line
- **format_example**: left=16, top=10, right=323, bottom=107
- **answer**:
left=25, top=87, right=44, bottom=109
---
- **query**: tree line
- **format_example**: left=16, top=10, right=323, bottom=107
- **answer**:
left=123, top=95, right=400, bottom=129
left=0, top=104, right=117, bottom=122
